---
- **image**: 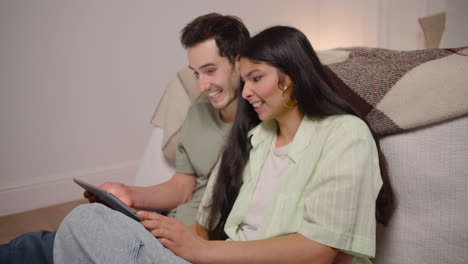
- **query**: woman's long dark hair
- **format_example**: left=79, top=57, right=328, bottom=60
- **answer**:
left=207, top=26, right=395, bottom=240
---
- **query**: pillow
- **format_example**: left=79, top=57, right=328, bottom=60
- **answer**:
left=418, top=12, right=445, bottom=48
left=151, top=68, right=199, bottom=163
left=439, top=0, right=468, bottom=48
left=316, top=49, right=350, bottom=65
left=323, top=47, right=468, bottom=136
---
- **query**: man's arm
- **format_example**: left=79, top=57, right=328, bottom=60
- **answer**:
left=98, top=172, right=197, bottom=211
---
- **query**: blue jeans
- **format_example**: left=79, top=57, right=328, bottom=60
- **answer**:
left=0, top=230, right=55, bottom=264
left=54, top=203, right=190, bottom=263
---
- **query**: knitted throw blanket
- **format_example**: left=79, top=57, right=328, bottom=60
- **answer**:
left=323, top=47, right=468, bottom=136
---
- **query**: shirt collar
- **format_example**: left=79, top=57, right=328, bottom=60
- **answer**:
left=248, top=116, right=318, bottom=163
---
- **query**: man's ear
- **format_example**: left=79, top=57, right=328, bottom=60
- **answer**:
left=234, top=55, right=241, bottom=73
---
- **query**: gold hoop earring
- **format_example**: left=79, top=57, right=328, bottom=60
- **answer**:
left=280, top=82, right=297, bottom=108
left=280, top=82, right=295, bottom=95
left=282, top=98, right=298, bottom=108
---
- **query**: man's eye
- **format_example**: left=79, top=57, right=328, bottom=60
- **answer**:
left=205, top=68, right=216, bottom=74
left=193, top=72, right=199, bottom=79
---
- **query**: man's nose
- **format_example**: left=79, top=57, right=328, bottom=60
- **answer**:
left=197, top=75, right=211, bottom=92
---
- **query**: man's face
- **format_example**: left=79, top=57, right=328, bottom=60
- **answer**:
left=188, top=39, right=240, bottom=111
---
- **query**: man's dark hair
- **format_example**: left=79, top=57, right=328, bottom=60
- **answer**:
left=180, top=13, right=250, bottom=64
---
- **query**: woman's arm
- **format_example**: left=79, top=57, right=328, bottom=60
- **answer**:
left=198, top=233, right=337, bottom=264
left=138, top=211, right=337, bottom=264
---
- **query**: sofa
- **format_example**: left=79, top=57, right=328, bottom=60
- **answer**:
left=323, top=48, right=467, bottom=264
left=142, top=46, right=468, bottom=264
left=374, top=3, right=468, bottom=262
left=137, top=3, right=468, bottom=262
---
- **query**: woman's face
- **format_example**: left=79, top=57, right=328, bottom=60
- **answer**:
left=240, top=58, right=294, bottom=121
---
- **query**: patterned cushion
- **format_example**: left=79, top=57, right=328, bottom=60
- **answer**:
left=322, top=47, right=468, bottom=136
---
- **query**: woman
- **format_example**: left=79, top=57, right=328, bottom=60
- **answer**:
left=54, top=26, right=394, bottom=264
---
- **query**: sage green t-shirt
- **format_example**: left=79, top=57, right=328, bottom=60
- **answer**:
left=168, top=100, right=231, bottom=225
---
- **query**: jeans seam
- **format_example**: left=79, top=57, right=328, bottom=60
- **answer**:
left=131, top=239, right=143, bottom=264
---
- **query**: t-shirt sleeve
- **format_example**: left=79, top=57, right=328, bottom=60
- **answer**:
left=299, top=120, right=383, bottom=258
left=175, top=109, right=196, bottom=175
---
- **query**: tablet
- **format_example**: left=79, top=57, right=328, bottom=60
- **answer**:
left=73, top=178, right=142, bottom=222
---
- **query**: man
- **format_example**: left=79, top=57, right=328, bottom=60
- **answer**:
left=0, top=13, right=249, bottom=263
left=95, top=13, right=248, bottom=225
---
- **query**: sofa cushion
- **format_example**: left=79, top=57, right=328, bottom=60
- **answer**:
left=323, top=47, right=468, bottom=136
left=373, top=114, right=468, bottom=264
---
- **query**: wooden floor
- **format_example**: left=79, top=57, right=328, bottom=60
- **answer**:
left=0, top=199, right=87, bottom=244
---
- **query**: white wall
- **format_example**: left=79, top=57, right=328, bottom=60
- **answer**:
left=0, top=0, right=445, bottom=215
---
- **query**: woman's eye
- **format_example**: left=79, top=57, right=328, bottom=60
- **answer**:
left=252, top=76, right=262, bottom=82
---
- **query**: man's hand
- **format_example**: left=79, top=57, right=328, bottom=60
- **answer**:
left=138, top=211, right=208, bottom=263
left=83, top=182, right=134, bottom=207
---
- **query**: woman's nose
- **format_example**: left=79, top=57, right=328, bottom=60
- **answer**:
left=241, top=82, right=253, bottom=99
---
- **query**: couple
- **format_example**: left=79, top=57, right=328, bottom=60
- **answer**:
left=56, top=17, right=395, bottom=264
left=6, top=13, right=395, bottom=264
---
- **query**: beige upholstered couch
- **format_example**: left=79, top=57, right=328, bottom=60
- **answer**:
left=374, top=114, right=467, bottom=263
left=144, top=2, right=468, bottom=262
left=374, top=2, right=468, bottom=262
left=150, top=46, right=468, bottom=264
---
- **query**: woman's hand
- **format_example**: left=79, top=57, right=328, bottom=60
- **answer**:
left=138, top=211, right=208, bottom=263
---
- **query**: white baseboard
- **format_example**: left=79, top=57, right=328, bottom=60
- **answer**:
left=0, top=162, right=139, bottom=216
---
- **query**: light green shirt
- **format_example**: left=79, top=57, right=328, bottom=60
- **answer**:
left=198, top=115, right=382, bottom=262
